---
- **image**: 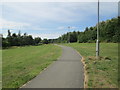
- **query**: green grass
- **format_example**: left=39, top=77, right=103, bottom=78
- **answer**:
left=62, top=43, right=118, bottom=88
left=2, top=44, right=61, bottom=88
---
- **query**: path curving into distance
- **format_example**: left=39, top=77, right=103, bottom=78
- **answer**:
left=21, top=45, right=84, bottom=88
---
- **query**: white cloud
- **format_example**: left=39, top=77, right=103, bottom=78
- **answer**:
left=3, top=2, right=117, bottom=25
left=2, top=32, right=7, bottom=37
left=30, top=27, right=49, bottom=31
left=31, top=33, right=62, bottom=39
left=2, top=31, right=63, bottom=39
left=100, top=2, right=118, bottom=16
left=57, top=26, right=66, bottom=30
left=0, top=18, right=30, bottom=30
left=2, top=3, right=93, bottom=23
left=57, top=26, right=79, bottom=30
left=1, top=2, right=118, bottom=39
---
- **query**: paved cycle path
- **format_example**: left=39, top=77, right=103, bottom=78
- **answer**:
left=21, top=45, right=84, bottom=88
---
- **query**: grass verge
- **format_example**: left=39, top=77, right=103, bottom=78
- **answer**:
left=2, top=44, right=61, bottom=88
left=62, top=43, right=118, bottom=88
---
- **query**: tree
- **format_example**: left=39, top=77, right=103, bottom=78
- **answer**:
left=11, top=33, right=18, bottom=46
left=34, top=37, right=42, bottom=45
left=18, top=30, right=21, bottom=37
left=53, top=17, right=119, bottom=43
left=2, top=17, right=119, bottom=47
left=90, top=27, right=93, bottom=31
left=7, top=30, right=11, bottom=37
left=85, top=27, right=89, bottom=31
left=2, top=30, right=43, bottom=47
left=17, top=31, right=22, bottom=46
left=69, top=31, right=77, bottom=42
left=7, top=30, right=12, bottom=46
left=26, top=35, right=34, bottom=45
left=42, top=39, right=48, bottom=44
left=2, top=38, right=10, bottom=48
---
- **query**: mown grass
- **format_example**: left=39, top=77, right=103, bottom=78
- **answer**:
left=62, top=43, right=118, bottom=88
left=2, top=44, right=61, bottom=88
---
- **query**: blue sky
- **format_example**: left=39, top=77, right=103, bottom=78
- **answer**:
left=0, top=2, right=118, bottom=39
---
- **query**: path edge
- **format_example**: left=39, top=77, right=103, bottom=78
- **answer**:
left=20, top=45, right=62, bottom=88
left=58, top=44, right=88, bottom=88
left=72, top=48, right=88, bottom=88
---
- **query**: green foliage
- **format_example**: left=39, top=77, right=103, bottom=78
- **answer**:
left=34, top=37, right=42, bottom=45
left=42, top=39, right=48, bottom=44
left=2, top=17, right=119, bottom=46
left=2, top=40, right=10, bottom=48
left=2, top=31, right=43, bottom=48
left=51, top=17, right=119, bottom=43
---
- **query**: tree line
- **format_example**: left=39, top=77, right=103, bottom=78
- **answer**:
left=50, top=17, right=120, bottom=43
left=2, top=30, right=49, bottom=48
left=2, top=17, right=120, bottom=48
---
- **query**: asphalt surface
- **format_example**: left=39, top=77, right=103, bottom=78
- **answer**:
left=21, top=45, right=84, bottom=88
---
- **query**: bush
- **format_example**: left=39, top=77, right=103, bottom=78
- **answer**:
left=2, top=40, right=10, bottom=48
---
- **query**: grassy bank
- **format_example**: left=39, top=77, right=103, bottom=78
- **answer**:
left=62, top=43, right=118, bottom=88
left=2, top=44, right=61, bottom=88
